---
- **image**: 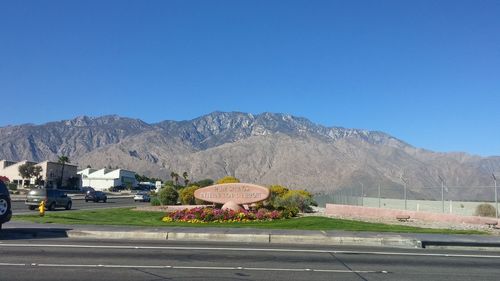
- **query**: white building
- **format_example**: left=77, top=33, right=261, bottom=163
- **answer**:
left=78, top=168, right=137, bottom=191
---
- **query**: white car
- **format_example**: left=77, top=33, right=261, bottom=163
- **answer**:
left=134, top=192, right=151, bottom=202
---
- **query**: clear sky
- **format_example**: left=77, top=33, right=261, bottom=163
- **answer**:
left=0, top=0, right=499, bottom=156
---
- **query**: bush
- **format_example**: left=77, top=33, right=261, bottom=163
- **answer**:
left=216, top=176, right=240, bottom=184
left=150, top=197, right=161, bottom=206
left=194, top=179, right=214, bottom=187
left=475, top=203, right=497, bottom=217
left=179, top=186, right=199, bottom=205
left=273, top=189, right=317, bottom=214
left=158, top=186, right=179, bottom=205
left=7, top=183, right=17, bottom=191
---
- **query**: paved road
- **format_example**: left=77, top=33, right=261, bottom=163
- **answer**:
left=11, top=197, right=147, bottom=214
left=1, top=239, right=499, bottom=281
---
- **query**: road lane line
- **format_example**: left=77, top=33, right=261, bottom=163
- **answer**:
left=2, top=243, right=500, bottom=259
left=9, top=263, right=385, bottom=274
left=0, top=263, right=26, bottom=266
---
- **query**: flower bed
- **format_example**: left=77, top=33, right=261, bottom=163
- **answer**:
left=162, top=207, right=285, bottom=223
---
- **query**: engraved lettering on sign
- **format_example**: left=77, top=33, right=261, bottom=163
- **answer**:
left=194, top=183, right=270, bottom=204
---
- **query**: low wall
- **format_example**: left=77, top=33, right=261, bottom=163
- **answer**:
left=325, top=204, right=499, bottom=225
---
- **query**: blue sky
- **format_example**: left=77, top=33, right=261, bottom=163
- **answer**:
left=1, top=0, right=499, bottom=156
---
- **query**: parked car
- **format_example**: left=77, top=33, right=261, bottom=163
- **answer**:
left=134, top=191, right=151, bottom=202
left=85, top=190, right=107, bottom=203
left=0, top=180, right=12, bottom=230
left=25, top=188, right=72, bottom=211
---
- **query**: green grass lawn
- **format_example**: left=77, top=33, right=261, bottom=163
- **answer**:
left=13, top=208, right=485, bottom=235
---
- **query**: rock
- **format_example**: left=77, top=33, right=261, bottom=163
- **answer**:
left=221, top=201, right=243, bottom=212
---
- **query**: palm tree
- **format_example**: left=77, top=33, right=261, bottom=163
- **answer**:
left=170, top=172, right=179, bottom=186
left=58, top=155, right=70, bottom=188
left=182, top=171, right=189, bottom=186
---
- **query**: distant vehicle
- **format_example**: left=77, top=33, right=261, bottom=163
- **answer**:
left=134, top=191, right=151, bottom=202
left=0, top=180, right=12, bottom=230
left=25, top=189, right=72, bottom=211
left=85, top=190, right=107, bottom=203
left=109, top=186, right=125, bottom=192
left=80, top=186, right=95, bottom=193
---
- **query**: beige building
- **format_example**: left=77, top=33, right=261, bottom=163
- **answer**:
left=0, top=159, right=78, bottom=188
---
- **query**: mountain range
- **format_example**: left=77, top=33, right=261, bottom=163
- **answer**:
left=1, top=112, right=499, bottom=200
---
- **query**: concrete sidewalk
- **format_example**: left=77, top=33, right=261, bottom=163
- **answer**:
left=3, top=221, right=500, bottom=251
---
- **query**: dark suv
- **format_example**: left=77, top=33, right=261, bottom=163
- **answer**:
left=85, top=190, right=107, bottom=203
left=25, top=188, right=72, bottom=211
left=0, top=181, right=12, bottom=230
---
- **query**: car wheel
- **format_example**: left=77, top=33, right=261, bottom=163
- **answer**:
left=85, top=199, right=89, bottom=203
left=48, top=202, right=56, bottom=211
left=0, top=195, right=10, bottom=219
left=28, top=205, right=36, bottom=210
left=65, top=201, right=72, bottom=210
left=103, top=198, right=107, bottom=203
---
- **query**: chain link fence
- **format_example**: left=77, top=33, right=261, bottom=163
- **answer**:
left=315, top=184, right=500, bottom=217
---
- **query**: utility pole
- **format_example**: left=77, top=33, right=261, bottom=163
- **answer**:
left=378, top=183, right=381, bottom=208
left=400, top=174, right=409, bottom=210
left=439, top=175, right=445, bottom=213
left=360, top=182, right=364, bottom=206
left=493, top=174, right=498, bottom=219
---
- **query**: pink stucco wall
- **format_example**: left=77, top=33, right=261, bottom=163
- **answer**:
left=325, top=204, right=499, bottom=225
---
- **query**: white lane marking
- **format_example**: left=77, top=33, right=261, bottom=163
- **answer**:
left=0, top=263, right=26, bottom=266
left=1, top=243, right=499, bottom=259
left=0, top=263, right=384, bottom=273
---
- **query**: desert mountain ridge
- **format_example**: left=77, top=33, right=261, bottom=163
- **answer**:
left=1, top=111, right=499, bottom=199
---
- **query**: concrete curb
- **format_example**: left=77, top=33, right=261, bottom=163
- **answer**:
left=65, top=229, right=422, bottom=248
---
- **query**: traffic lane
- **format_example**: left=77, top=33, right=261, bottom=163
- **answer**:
left=11, top=197, right=143, bottom=214
left=1, top=241, right=500, bottom=281
left=0, top=243, right=381, bottom=281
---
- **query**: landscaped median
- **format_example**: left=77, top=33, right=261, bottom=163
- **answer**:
left=12, top=208, right=486, bottom=235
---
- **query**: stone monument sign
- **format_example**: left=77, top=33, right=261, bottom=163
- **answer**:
left=194, top=183, right=270, bottom=205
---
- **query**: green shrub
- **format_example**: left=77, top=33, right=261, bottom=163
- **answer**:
left=150, top=197, right=161, bottom=206
left=194, top=179, right=214, bottom=187
left=273, top=189, right=317, bottom=214
left=475, top=203, right=497, bottom=217
left=179, top=186, right=199, bottom=205
left=216, top=176, right=240, bottom=184
left=7, top=183, right=17, bottom=191
left=158, top=186, right=179, bottom=205
left=179, top=185, right=208, bottom=205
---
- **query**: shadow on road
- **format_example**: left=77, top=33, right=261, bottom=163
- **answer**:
left=0, top=228, right=70, bottom=240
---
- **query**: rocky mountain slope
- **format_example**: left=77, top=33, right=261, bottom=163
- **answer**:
left=1, top=112, right=499, bottom=199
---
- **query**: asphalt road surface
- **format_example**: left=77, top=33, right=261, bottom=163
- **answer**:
left=11, top=197, right=146, bottom=214
left=1, top=238, right=500, bottom=281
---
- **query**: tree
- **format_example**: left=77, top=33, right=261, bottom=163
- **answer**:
left=32, top=166, right=43, bottom=185
left=216, top=176, right=240, bottom=184
left=182, top=171, right=189, bottom=186
left=194, top=179, right=214, bottom=187
left=18, top=163, right=43, bottom=186
left=170, top=172, right=180, bottom=186
left=57, top=155, right=70, bottom=188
